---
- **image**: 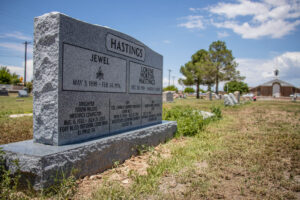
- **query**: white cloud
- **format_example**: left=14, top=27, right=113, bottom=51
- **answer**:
left=189, top=8, right=202, bottom=12
left=23, top=59, right=33, bottom=81
left=0, top=42, right=33, bottom=55
left=163, top=76, right=186, bottom=90
left=1, top=59, right=33, bottom=82
left=178, top=15, right=205, bottom=29
left=210, top=0, right=300, bottom=39
left=0, top=31, right=32, bottom=41
left=236, top=51, right=300, bottom=87
left=217, top=31, right=229, bottom=38
left=212, top=18, right=300, bottom=39
left=180, top=0, right=300, bottom=39
left=163, top=40, right=171, bottom=44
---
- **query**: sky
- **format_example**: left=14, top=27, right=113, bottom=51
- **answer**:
left=0, top=0, right=300, bottom=91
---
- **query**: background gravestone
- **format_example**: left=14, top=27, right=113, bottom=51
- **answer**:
left=224, top=94, right=235, bottom=106
left=0, top=87, right=9, bottom=96
left=163, top=91, right=174, bottom=102
left=229, top=93, right=238, bottom=104
left=234, top=91, right=240, bottom=103
left=18, top=90, right=28, bottom=97
left=214, top=93, right=220, bottom=100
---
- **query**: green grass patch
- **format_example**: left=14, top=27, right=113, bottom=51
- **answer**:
left=0, top=95, right=33, bottom=118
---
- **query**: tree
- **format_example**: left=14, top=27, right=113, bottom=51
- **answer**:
left=224, top=81, right=249, bottom=94
left=11, top=73, right=21, bottom=85
left=184, top=87, right=195, bottom=93
left=26, top=81, right=33, bottom=93
left=179, top=49, right=212, bottom=98
left=0, top=66, right=11, bottom=84
left=163, top=85, right=178, bottom=92
left=209, top=41, right=244, bottom=94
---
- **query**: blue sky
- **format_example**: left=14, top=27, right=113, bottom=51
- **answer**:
left=0, top=0, right=300, bottom=90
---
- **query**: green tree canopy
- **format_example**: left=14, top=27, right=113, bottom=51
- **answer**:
left=163, top=85, right=178, bottom=93
left=209, top=41, right=244, bottom=94
left=0, top=66, right=21, bottom=85
left=184, top=87, right=195, bottom=93
left=224, top=81, right=249, bottom=94
left=179, top=49, right=213, bottom=98
left=0, top=66, right=12, bottom=84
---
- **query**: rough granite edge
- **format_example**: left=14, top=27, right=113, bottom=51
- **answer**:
left=2, top=121, right=177, bottom=189
left=33, top=12, right=60, bottom=145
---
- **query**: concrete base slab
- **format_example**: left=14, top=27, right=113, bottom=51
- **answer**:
left=1, top=121, right=177, bottom=189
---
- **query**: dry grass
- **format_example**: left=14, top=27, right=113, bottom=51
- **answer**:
left=1, top=96, right=300, bottom=199
left=0, top=95, right=33, bottom=144
left=85, top=100, right=300, bottom=200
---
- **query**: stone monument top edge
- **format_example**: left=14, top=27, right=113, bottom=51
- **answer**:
left=35, top=12, right=162, bottom=57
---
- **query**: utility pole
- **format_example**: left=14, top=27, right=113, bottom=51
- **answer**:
left=168, top=69, right=171, bottom=86
left=172, top=76, right=175, bottom=85
left=24, top=41, right=31, bottom=86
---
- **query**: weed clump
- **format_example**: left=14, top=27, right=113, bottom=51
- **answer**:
left=163, top=106, right=221, bottom=137
left=42, top=169, right=78, bottom=199
left=210, top=106, right=222, bottom=119
left=0, top=148, right=22, bottom=200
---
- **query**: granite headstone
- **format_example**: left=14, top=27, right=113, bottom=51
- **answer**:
left=1, top=12, right=177, bottom=189
left=33, top=12, right=164, bottom=146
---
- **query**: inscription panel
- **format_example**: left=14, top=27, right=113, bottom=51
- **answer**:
left=142, top=96, right=162, bottom=125
left=110, top=96, right=142, bottom=132
left=62, top=43, right=126, bottom=93
left=58, top=94, right=109, bottom=144
left=129, top=62, right=162, bottom=94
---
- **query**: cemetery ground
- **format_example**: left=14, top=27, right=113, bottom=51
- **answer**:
left=0, top=96, right=300, bottom=199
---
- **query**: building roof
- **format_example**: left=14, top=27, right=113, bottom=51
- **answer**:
left=250, top=78, right=299, bottom=91
left=260, top=78, right=296, bottom=87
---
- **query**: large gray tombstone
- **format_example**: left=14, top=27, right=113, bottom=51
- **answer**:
left=33, top=12, right=164, bottom=146
left=1, top=12, right=177, bottom=189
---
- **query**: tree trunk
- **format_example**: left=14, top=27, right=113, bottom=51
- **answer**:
left=208, top=84, right=211, bottom=92
left=196, top=83, right=200, bottom=99
left=215, top=69, right=219, bottom=94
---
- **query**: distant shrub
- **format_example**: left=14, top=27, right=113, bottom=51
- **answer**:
left=163, top=85, right=178, bottom=93
left=184, top=87, right=195, bottom=93
left=26, top=82, right=33, bottom=93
